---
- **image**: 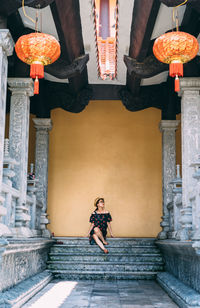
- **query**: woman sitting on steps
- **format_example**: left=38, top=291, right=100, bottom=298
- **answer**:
left=87, top=197, right=114, bottom=254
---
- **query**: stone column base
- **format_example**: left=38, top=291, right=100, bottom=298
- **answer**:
left=0, top=223, right=12, bottom=237
left=0, top=201, right=12, bottom=237
left=11, top=227, right=34, bottom=238
left=157, top=230, right=168, bottom=240
left=31, top=229, right=42, bottom=237
left=192, top=241, right=200, bottom=255
left=40, top=213, right=51, bottom=238
left=41, top=229, right=51, bottom=238
left=0, top=237, right=8, bottom=255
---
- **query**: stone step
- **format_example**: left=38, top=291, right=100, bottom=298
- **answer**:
left=48, top=238, right=163, bottom=280
left=53, top=237, right=157, bottom=247
left=51, top=270, right=157, bottom=280
left=47, top=260, right=163, bottom=272
left=51, top=245, right=160, bottom=254
left=48, top=252, right=163, bottom=262
left=157, top=272, right=200, bottom=308
left=1, top=270, right=52, bottom=307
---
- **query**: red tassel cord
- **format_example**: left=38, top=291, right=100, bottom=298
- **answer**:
left=30, top=63, right=44, bottom=95
left=30, top=63, right=44, bottom=79
left=169, top=62, right=183, bottom=92
left=175, top=75, right=180, bottom=92
left=34, top=76, right=39, bottom=95
left=169, top=62, right=183, bottom=78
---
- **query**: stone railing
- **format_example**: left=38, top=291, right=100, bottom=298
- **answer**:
left=165, top=159, right=200, bottom=246
left=1, top=139, right=43, bottom=237
left=168, top=165, right=182, bottom=240
left=1, top=183, right=19, bottom=231
left=27, top=176, right=43, bottom=236
left=190, top=156, right=200, bottom=252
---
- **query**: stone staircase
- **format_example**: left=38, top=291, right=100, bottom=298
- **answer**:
left=47, top=237, right=164, bottom=280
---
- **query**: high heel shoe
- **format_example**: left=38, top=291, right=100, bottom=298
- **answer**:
left=103, top=248, right=109, bottom=254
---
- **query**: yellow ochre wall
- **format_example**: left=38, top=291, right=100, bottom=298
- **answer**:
left=48, top=101, right=163, bottom=237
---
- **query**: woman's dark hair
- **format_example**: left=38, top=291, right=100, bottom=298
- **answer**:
left=95, top=197, right=104, bottom=209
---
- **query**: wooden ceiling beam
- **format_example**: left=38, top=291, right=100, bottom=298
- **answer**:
left=126, top=0, right=161, bottom=96
left=160, top=0, right=200, bottom=12
left=0, top=0, right=54, bottom=17
left=124, top=3, right=200, bottom=79
left=129, top=0, right=161, bottom=61
left=180, top=5, right=200, bottom=36
left=50, top=0, right=88, bottom=93
left=160, top=0, right=198, bottom=4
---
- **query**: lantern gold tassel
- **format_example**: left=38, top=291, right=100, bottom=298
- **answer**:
left=34, top=76, right=39, bottom=95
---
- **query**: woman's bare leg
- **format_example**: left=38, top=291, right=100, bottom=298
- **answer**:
left=92, top=234, right=108, bottom=253
left=94, top=227, right=108, bottom=245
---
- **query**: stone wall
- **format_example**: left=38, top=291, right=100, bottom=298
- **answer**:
left=0, top=238, right=53, bottom=292
left=156, top=240, right=200, bottom=293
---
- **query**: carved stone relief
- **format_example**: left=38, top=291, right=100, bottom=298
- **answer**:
left=158, top=120, right=180, bottom=239
left=179, top=78, right=200, bottom=240
left=0, top=31, right=14, bottom=236
left=33, top=118, right=52, bottom=236
left=33, top=118, right=52, bottom=213
left=7, top=78, right=34, bottom=231
left=0, top=239, right=52, bottom=291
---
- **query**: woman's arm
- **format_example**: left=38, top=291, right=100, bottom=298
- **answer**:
left=107, top=222, right=114, bottom=237
left=87, top=223, right=94, bottom=237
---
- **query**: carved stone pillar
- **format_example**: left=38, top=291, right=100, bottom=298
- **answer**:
left=158, top=120, right=180, bottom=239
left=33, top=118, right=52, bottom=237
left=0, top=30, right=14, bottom=236
left=190, top=157, right=200, bottom=241
left=2, top=139, right=18, bottom=229
left=177, top=78, right=200, bottom=241
left=8, top=78, right=34, bottom=236
left=169, top=165, right=182, bottom=239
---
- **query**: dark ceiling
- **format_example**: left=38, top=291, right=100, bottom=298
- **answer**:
left=1, top=0, right=200, bottom=119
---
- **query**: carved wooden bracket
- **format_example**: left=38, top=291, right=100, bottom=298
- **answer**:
left=119, top=81, right=181, bottom=118
left=119, top=85, right=163, bottom=112
left=29, top=81, right=93, bottom=116
left=124, top=55, right=168, bottom=78
left=45, top=54, right=89, bottom=79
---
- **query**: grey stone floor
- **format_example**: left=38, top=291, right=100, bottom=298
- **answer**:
left=22, top=280, right=178, bottom=308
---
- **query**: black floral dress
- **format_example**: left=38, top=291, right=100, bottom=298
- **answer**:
left=89, top=211, right=112, bottom=245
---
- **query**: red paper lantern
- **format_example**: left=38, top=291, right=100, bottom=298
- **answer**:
left=15, top=32, right=60, bottom=94
left=153, top=31, right=199, bottom=92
